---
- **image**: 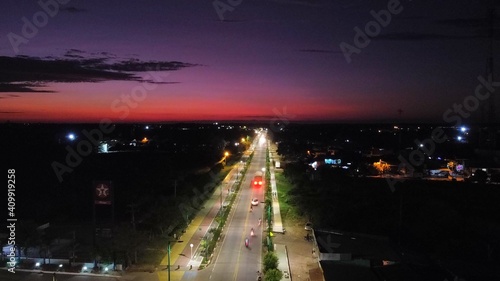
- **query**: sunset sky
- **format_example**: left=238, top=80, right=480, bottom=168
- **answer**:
left=0, top=0, right=498, bottom=123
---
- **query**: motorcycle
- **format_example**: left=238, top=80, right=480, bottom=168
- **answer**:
left=245, top=238, right=249, bottom=247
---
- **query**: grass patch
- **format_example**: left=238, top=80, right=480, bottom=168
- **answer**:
left=275, top=172, right=303, bottom=225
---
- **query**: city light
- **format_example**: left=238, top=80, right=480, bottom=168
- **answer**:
left=67, top=133, right=75, bottom=141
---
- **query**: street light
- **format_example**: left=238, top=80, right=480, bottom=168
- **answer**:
left=190, top=243, right=194, bottom=260
left=167, top=239, right=182, bottom=281
left=223, top=151, right=229, bottom=166
left=237, top=160, right=242, bottom=181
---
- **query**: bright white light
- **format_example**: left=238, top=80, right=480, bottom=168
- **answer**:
left=419, top=144, right=423, bottom=147
left=460, top=126, right=466, bottom=132
left=59, top=264, right=63, bottom=268
left=457, top=136, right=462, bottom=141
left=35, top=262, right=40, bottom=267
left=145, top=125, right=149, bottom=130
left=67, top=133, right=75, bottom=141
left=83, top=266, right=88, bottom=271
left=105, top=267, right=108, bottom=272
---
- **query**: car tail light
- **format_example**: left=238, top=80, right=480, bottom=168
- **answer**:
left=258, top=181, right=262, bottom=185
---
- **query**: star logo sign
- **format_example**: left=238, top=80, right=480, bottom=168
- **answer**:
left=96, top=184, right=109, bottom=198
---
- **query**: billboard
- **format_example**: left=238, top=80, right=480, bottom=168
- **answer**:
left=94, top=181, right=112, bottom=205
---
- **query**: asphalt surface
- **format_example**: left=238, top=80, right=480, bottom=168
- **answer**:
left=186, top=134, right=267, bottom=281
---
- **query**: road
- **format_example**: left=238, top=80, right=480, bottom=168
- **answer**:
left=184, top=132, right=267, bottom=281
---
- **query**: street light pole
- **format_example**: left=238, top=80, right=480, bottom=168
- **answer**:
left=190, top=243, right=194, bottom=260
left=167, top=241, right=171, bottom=281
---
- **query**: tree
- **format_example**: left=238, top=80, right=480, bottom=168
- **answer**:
left=264, top=268, right=283, bottom=281
left=263, top=252, right=279, bottom=271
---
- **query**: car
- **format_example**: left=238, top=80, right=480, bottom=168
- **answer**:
left=251, top=198, right=259, bottom=206
left=304, top=222, right=313, bottom=231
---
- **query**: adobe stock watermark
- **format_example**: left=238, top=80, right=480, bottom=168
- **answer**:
left=269, top=106, right=296, bottom=134
left=7, top=0, right=72, bottom=54
left=386, top=73, right=500, bottom=192
left=339, top=0, right=403, bottom=63
left=178, top=169, right=220, bottom=225
left=51, top=68, right=170, bottom=182
left=213, top=0, right=243, bottom=21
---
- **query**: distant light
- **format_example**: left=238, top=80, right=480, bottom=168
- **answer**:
left=145, top=125, right=149, bottom=130
left=67, top=133, right=75, bottom=141
left=345, top=139, right=349, bottom=143
left=460, top=126, right=467, bottom=132
left=105, top=267, right=108, bottom=272
left=35, top=262, right=40, bottom=267
left=83, top=266, right=88, bottom=271
left=457, top=136, right=462, bottom=141
left=419, top=144, right=423, bottom=147
left=59, top=264, right=63, bottom=268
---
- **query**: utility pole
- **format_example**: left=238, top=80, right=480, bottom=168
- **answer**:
left=127, top=204, right=138, bottom=263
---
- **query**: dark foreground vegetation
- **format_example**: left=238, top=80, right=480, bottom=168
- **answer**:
left=281, top=162, right=500, bottom=263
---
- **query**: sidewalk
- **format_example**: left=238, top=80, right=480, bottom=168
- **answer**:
left=268, top=141, right=284, bottom=234
left=157, top=162, right=242, bottom=281
left=274, top=244, right=292, bottom=281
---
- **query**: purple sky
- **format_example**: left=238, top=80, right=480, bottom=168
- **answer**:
left=0, top=0, right=498, bottom=123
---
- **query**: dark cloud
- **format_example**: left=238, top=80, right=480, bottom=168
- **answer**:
left=141, top=81, right=180, bottom=85
left=216, top=19, right=248, bottom=23
left=435, top=12, right=499, bottom=28
left=270, top=0, right=326, bottom=7
left=373, top=32, right=481, bottom=41
left=61, top=6, right=86, bottom=13
left=240, top=115, right=276, bottom=119
left=0, top=53, right=199, bottom=93
left=0, top=83, right=55, bottom=93
left=436, top=17, right=490, bottom=28
left=0, top=94, right=20, bottom=99
left=299, top=49, right=343, bottom=54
